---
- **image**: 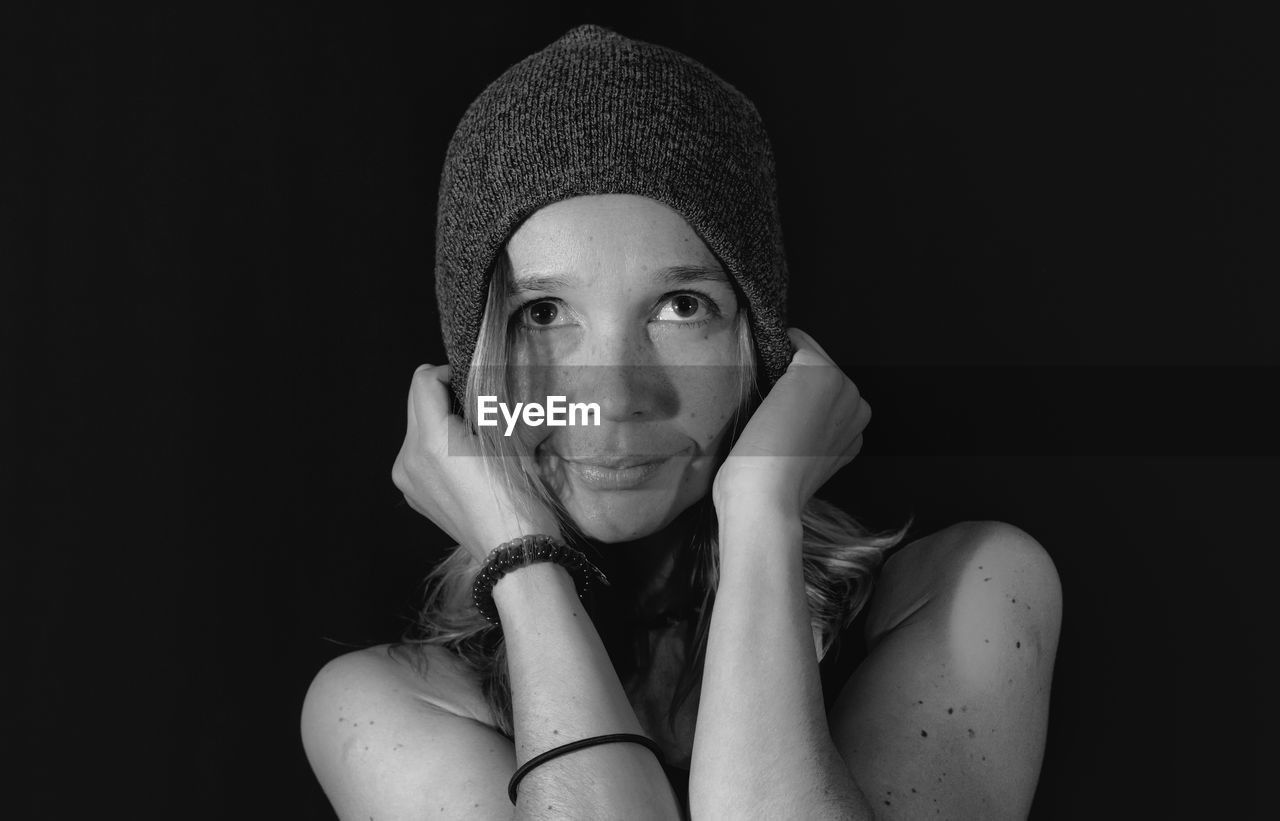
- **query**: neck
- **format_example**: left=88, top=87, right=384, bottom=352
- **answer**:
left=582, top=503, right=709, bottom=626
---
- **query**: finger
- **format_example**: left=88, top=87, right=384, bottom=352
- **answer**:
left=837, top=405, right=870, bottom=450
left=851, top=395, right=871, bottom=429
left=401, top=491, right=430, bottom=519
left=412, top=363, right=454, bottom=387
left=410, top=363, right=453, bottom=425
left=407, top=364, right=436, bottom=419
left=787, top=327, right=835, bottom=363
left=846, top=432, right=864, bottom=461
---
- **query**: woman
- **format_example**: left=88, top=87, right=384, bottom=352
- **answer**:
left=301, top=24, right=1062, bottom=820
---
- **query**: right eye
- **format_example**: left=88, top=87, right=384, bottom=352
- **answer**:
left=513, top=298, right=569, bottom=330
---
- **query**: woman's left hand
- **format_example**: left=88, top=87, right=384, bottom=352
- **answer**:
left=712, top=328, right=871, bottom=520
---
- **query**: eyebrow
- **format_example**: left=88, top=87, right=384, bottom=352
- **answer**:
left=508, top=264, right=730, bottom=296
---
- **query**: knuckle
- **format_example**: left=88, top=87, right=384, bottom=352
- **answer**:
left=791, top=348, right=822, bottom=368
left=411, top=364, right=437, bottom=386
left=833, top=386, right=860, bottom=417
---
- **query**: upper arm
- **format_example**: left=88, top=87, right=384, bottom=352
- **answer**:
left=300, top=646, right=517, bottom=820
left=828, top=521, right=1063, bottom=820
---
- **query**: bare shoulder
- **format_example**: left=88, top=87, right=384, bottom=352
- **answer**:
left=300, top=643, right=515, bottom=820
left=830, top=520, right=1063, bottom=820
left=866, top=519, right=1063, bottom=648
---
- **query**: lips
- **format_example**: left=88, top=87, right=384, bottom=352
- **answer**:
left=549, top=448, right=688, bottom=490
left=563, top=458, right=667, bottom=490
left=564, top=454, right=672, bottom=470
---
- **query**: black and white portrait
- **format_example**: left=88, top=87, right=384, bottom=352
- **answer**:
left=7, top=4, right=1269, bottom=819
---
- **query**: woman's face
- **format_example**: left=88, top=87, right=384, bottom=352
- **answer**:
left=503, top=194, right=747, bottom=543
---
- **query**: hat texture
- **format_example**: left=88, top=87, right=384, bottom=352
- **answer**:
left=434, top=23, right=794, bottom=410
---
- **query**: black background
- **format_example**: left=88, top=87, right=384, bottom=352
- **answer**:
left=5, top=2, right=1273, bottom=818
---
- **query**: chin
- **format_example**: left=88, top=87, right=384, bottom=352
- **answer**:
left=561, top=486, right=703, bottom=544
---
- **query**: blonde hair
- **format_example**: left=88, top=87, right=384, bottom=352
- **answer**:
left=398, top=249, right=914, bottom=737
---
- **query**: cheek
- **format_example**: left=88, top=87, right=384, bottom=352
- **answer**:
left=678, top=367, right=743, bottom=450
left=509, top=333, right=573, bottom=387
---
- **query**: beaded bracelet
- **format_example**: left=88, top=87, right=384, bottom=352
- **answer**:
left=471, top=534, right=609, bottom=625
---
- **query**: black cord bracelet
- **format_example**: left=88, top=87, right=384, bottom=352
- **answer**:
left=508, top=733, right=666, bottom=804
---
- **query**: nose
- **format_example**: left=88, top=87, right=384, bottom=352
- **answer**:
left=562, top=323, right=675, bottom=421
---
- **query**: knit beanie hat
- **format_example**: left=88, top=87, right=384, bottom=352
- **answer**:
left=434, top=23, right=794, bottom=410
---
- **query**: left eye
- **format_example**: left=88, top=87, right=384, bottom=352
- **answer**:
left=655, top=293, right=714, bottom=322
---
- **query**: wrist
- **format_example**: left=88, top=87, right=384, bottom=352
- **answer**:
left=490, top=561, right=577, bottom=610
left=489, top=561, right=601, bottom=634
left=716, top=499, right=804, bottom=560
left=475, top=535, right=609, bottom=625
left=470, top=516, right=563, bottom=561
left=715, top=493, right=802, bottom=534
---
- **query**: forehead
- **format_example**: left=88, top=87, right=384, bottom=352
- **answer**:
left=505, top=194, right=723, bottom=276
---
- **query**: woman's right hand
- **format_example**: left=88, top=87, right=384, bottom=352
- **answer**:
left=391, top=364, right=561, bottom=564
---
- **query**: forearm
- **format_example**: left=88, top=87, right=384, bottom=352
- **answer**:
left=494, top=562, right=682, bottom=820
left=689, top=502, right=875, bottom=821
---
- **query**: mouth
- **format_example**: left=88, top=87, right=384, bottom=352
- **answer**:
left=567, top=454, right=671, bottom=469
left=551, top=448, right=690, bottom=491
